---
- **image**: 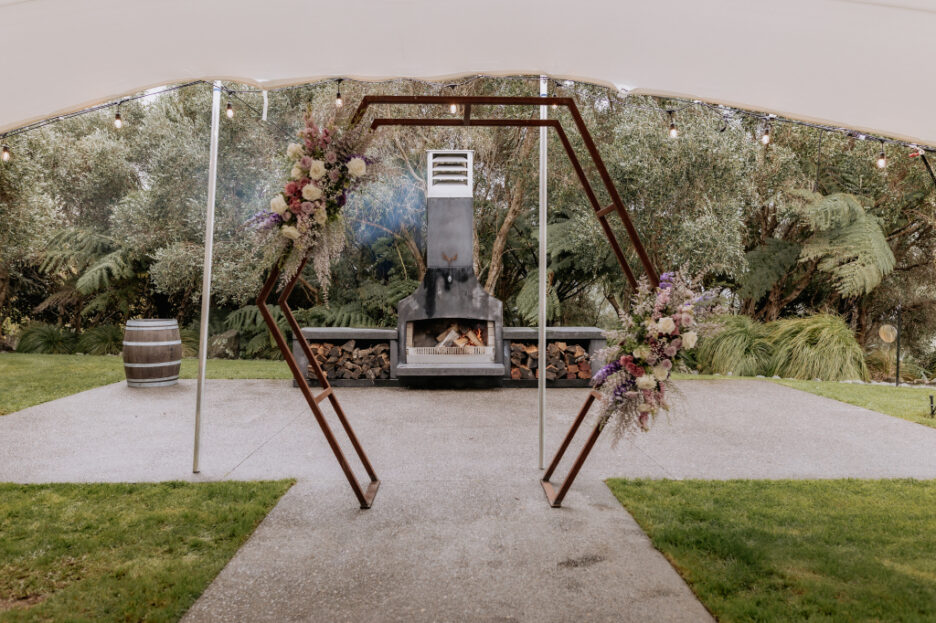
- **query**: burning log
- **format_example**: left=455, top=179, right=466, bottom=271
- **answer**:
left=306, top=342, right=391, bottom=381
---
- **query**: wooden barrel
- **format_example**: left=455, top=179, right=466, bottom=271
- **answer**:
left=122, top=319, right=182, bottom=388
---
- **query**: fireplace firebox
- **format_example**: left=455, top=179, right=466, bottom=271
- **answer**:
left=396, top=151, right=505, bottom=377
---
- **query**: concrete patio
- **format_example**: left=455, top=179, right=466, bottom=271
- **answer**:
left=2, top=379, right=936, bottom=622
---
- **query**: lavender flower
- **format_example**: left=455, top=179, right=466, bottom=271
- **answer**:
left=592, top=360, right=621, bottom=388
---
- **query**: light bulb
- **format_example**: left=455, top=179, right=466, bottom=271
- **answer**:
left=113, top=112, right=122, bottom=129
left=450, top=102, right=458, bottom=114
left=1, top=145, right=10, bottom=162
left=877, top=152, right=887, bottom=169
left=551, top=102, right=558, bottom=110
left=761, top=125, right=771, bottom=145
left=226, top=102, right=234, bottom=118
left=669, top=123, right=678, bottom=139
left=335, top=79, right=344, bottom=108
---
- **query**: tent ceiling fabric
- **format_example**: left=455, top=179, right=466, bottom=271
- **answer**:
left=2, top=0, right=934, bottom=146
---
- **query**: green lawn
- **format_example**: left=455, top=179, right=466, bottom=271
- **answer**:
left=608, top=479, right=936, bottom=623
left=0, top=353, right=290, bottom=415
left=0, top=480, right=293, bottom=622
left=774, top=379, right=936, bottom=429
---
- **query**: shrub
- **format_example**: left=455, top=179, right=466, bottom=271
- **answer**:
left=15, top=323, right=77, bottom=354
left=76, top=324, right=123, bottom=355
left=696, top=315, right=772, bottom=376
left=865, top=347, right=926, bottom=382
left=180, top=326, right=199, bottom=358
left=765, top=314, right=868, bottom=381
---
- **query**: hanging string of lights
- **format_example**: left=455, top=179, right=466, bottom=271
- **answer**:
left=0, top=74, right=933, bottom=185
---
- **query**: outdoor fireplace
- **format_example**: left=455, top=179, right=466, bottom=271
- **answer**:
left=396, top=151, right=505, bottom=377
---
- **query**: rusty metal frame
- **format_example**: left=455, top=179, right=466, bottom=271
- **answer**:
left=257, top=257, right=380, bottom=509
left=540, top=390, right=605, bottom=507
left=350, top=95, right=659, bottom=289
left=350, top=94, right=655, bottom=507
left=260, top=95, right=654, bottom=508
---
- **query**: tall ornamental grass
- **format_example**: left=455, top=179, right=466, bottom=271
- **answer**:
left=15, top=324, right=78, bottom=354
left=696, top=315, right=772, bottom=376
left=697, top=314, right=868, bottom=381
left=765, top=314, right=868, bottom=381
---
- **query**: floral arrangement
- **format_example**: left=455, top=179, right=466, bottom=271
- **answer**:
left=592, top=271, right=707, bottom=438
left=253, top=112, right=376, bottom=292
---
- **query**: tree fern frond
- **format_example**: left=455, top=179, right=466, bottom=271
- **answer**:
left=799, top=200, right=895, bottom=296
left=515, top=269, right=561, bottom=325
left=74, top=249, right=135, bottom=294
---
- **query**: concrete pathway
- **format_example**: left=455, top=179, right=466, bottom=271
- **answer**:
left=3, top=379, right=936, bottom=622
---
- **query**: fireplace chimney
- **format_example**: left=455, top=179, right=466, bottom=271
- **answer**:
left=395, top=150, right=505, bottom=379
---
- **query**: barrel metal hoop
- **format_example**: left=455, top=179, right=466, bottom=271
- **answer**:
left=123, top=360, right=183, bottom=368
left=124, top=325, right=178, bottom=330
left=126, top=375, right=180, bottom=383
left=127, top=379, right=179, bottom=387
left=122, top=340, right=182, bottom=346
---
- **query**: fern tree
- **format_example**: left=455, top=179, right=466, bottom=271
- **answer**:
left=37, top=229, right=152, bottom=327
left=739, top=191, right=895, bottom=320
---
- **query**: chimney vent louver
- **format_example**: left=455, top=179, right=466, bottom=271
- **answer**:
left=427, top=150, right=473, bottom=198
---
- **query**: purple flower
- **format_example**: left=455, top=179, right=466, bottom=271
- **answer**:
left=592, top=360, right=621, bottom=388
left=659, top=272, right=675, bottom=290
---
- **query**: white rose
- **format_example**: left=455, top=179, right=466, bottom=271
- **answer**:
left=313, top=206, right=328, bottom=226
left=280, top=225, right=300, bottom=240
left=270, top=195, right=288, bottom=216
left=682, top=331, right=698, bottom=349
left=302, top=184, right=323, bottom=201
left=657, top=317, right=676, bottom=334
left=291, top=165, right=304, bottom=180
left=286, top=143, right=303, bottom=160
left=308, top=160, right=326, bottom=180
left=636, top=374, right=657, bottom=390
left=347, top=157, right=366, bottom=177
left=633, top=345, right=651, bottom=361
left=652, top=365, right=670, bottom=381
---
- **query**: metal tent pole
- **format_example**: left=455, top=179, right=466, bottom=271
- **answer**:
left=538, top=76, right=548, bottom=470
left=193, top=80, right=222, bottom=473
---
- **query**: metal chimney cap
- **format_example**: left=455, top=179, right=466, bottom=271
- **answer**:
left=427, top=150, right=473, bottom=198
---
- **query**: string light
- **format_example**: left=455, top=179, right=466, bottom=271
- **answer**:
left=1, top=144, right=10, bottom=162
left=1, top=75, right=933, bottom=172
left=761, top=122, right=771, bottom=145
left=113, top=102, right=123, bottom=129
left=877, top=141, right=887, bottom=169
left=450, top=102, right=458, bottom=114
left=226, top=101, right=234, bottom=118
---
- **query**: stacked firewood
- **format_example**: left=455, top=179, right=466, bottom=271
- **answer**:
left=306, top=340, right=391, bottom=380
left=509, top=341, right=592, bottom=381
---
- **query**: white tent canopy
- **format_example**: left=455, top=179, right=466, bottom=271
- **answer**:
left=2, top=0, right=935, bottom=146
